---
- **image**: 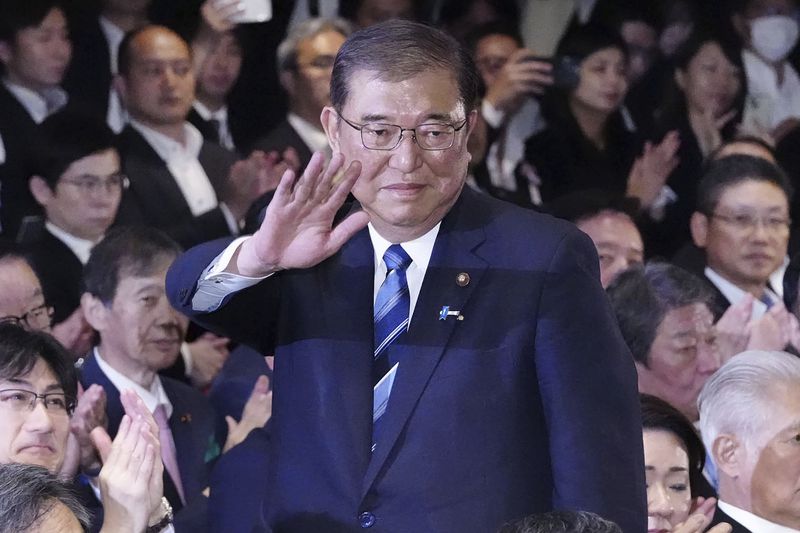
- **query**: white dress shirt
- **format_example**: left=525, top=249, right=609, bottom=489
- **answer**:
left=191, top=223, right=441, bottom=317
left=741, top=49, right=800, bottom=131
left=94, top=347, right=173, bottom=418
left=705, top=267, right=776, bottom=320
left=130, top=120, right=220, bottom=217
left=0, top=132, right=5, bottom=165
left=98, top=16, right=127, bottom=133
left=193, top=100, right=235, bottom=151
left=45, top=222, right=98, bottom=265
left=718, top=501, right=800, bottom=532
left=3, top=79, right=67, bottom=124
left=287, top=112, right=331, bottom=158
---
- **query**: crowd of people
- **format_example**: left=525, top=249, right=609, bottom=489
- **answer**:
left=3, top=0, right=800, bottom=532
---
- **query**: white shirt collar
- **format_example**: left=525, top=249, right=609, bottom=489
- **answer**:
left=193, top=100, right=228, bottom=122
left=704, top=266, right=774, bottom=320
left=287, top=112, right=330, bottom=154
left=368, top=222, right=441, bottom=321
left=718, top=501, right=800, bottom=532
left=93, top=347, right=172, bottom=418
left=130, top=119, right=204, bottom=162
left=44, top=221, right=98, bottom=265
left=98, top=16, right=125, bottom=73
left=2, top=78, right=67, bottom=124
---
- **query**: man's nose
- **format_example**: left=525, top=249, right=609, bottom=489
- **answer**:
left=24, top=400, right=56, bottom=433
left=389, top=133, right=423, bottom=173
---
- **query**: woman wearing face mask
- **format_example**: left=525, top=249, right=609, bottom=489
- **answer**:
left=522, top=25, right=680, bottom=210
left=732, top=0, right=800, bottom=140
left=641, top=394, right=732, bottom=533
left=644, top=29, right=745, bottom=259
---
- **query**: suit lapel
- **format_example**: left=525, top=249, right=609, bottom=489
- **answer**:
left=361, top=190, right=488, bottom=496
left=78, top=354, right=125, bottom=436
left=120, top=127, right=195, bottom=220
left=162, top=379, right=204, bottom=499
left=322, top=226, right=375, bottom=474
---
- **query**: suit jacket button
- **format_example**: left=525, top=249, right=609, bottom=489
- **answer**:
left=358, top=511, right=376, bottom=528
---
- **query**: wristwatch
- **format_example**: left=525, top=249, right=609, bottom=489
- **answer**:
left=145, top=497, right=173, bottom=533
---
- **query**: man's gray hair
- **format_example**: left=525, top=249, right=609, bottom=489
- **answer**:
left=276, top=17, right=354, bottom=72
left=698, top=350, right=800, bottom=451
left=0, top=463, right=91, bottom=532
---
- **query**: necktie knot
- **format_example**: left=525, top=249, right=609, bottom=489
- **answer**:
left=383, top=244, right=412, bottom=273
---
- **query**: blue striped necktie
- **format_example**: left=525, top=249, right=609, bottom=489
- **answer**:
left=372, top=244, right=412, bottom=447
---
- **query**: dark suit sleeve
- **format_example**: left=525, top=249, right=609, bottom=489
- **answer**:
left=166, top=239, right=280, bottom=355
left=534, top=228, right=646, bottom=532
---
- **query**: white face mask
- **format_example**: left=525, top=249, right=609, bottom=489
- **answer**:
left=750, top=15, right=800, bottom=63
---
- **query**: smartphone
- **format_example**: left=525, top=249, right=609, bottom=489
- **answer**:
left=550, top=56, right=581, bottom=91
left=526, top=55, right=580, bottom=91
left=229, top=0, right=272, bottom=24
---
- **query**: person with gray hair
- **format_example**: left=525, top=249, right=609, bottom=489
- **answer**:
left=607, top=263, right=721, bottom=421
left=0, top=462, right=91, bottom=533
left=250, top=17, right=354, bottom=168
left=496, top=510, right=622, bottom=533
left=168, top=18, right=645, bottom=533
left=698, top=350, right=800, bottom=532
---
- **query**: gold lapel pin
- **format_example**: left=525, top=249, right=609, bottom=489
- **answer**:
left=456, top=272, right=470, bottom=287
left=180, top=413, right=192, bottom=423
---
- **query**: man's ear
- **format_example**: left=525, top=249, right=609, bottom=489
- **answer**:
left=278, top=70, right=295, bottom=96
left=29, top=176, right=54, bottom=207
left=320, top=106, right=341, bottom=153
left=713, top=433, right=745, bottom=478
left=81, top=293, right=107, bottom=333
left=690, top=211, right=709, bottom=248
left=674, top=69, right=686, bottom=92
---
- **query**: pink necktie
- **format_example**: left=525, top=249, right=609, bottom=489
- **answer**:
left=153, top=404, right=186, bottom=504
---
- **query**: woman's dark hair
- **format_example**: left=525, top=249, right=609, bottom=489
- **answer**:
left=539, top=25, right=630, bottom=150
left=656, top=27, right=745, bottom=136
left=641, top=393, right=706, bottom=498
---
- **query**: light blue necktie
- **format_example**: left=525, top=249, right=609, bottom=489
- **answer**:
left=372, top=244, right=412, bottom=449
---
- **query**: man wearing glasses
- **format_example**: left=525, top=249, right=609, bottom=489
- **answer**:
left=24, top=110, right=124, bottom=331
left=168, top=20, right=645, bottom=533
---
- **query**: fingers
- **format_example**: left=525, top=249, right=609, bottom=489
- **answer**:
left=91, top=426, right=113, bottom=464
left=672, top=512, right=712, bottom=533
left=706, top=523, right=733, bottom=533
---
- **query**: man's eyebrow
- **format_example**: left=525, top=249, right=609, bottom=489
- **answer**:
left=358, top=112, right=459, bottom=123
left=43, top=383, right=65, bottom=393
left=2, top=377, right=33, bottom=387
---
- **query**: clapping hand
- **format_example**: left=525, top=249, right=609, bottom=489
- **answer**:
left=627, top=131, right=681, bottom=209
left=223, top=374, right=272, bottom=452
left=93, top=390, right=164, bottom=533
left=233, top=151, right=370, bottom=277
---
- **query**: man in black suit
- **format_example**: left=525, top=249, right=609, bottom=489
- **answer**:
left=0, top=0, right=72, bottom=238
left=24, top=111, right=123, bottom=327
left=686, top=155, right=800, bottom=353
left=189, top=29, right=246, bottom=153
left=62, top=0, right=151, bottom=132
left=250, top=17, right=352, bottom=167
left=113, top=25, right=278, bottom=249
left=699, top=350, right=800, bottom=532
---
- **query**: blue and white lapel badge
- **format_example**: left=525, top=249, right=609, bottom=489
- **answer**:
left=439, top=306, right=464, bottom=321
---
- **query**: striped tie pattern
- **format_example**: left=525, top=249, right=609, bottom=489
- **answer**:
left=373, top=244, right=412, bottom=385
left=372, top=245, right=412, bottom=450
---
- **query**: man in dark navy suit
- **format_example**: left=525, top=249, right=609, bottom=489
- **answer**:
left=167, top=20, right=646, bottom=533
left=80, top=227, right=219, bottom=532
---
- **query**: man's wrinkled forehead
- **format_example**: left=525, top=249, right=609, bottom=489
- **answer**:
left=339, top=68, right=465, bottom=116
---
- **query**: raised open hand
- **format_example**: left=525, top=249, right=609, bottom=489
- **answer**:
left=223, top=374, right=272, bottom=452
left=234, top=151, right=370, bottom=277
left=627, top=131, right=681, bottom=208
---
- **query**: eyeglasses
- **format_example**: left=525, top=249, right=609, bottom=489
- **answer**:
left=0, top=304, right=54, bottom=330
left=338, top=114, right=469, bottom=151
left=60, top=173, right=130, bottom=194
left=0, top=388, right=75, bottom=415
left=709, top=212, right=791, bottom=234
